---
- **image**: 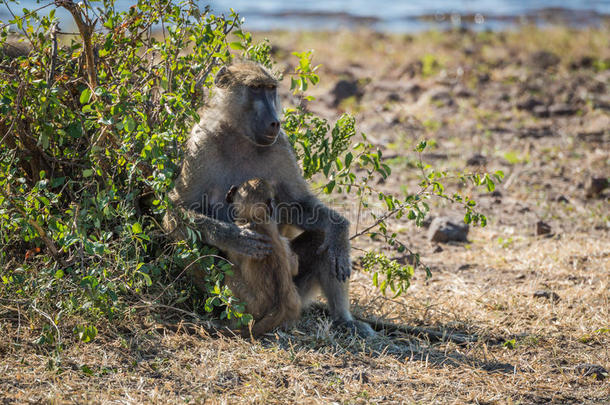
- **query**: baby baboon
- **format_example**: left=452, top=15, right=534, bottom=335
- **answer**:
left=164, top=61, right=374, bottom=337
left=224, top=178, right=301, bottom=336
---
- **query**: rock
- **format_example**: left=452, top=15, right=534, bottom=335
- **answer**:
left=453, top=84, right=473, bottom=98
left=490, top=190, right=503, bottom=198
left=593, top=97, right=610, bottom=111
left=533, top=105, right=549, bottom=117
left=477, top=73, right=490, bottom=83
left=422, top=152, right=448, bottom=160
left=548, top=103, right=578, bottom=116
left=498, top=92, right=510, bottom=102
left=427, top=88, right=453, bottom=104
left=393, top=254, right=419, bottom=267
left=422, top=216, right=434, bottom=229
left=405, top=83, right=423, bottom=95
left=463, top=46, right=475, bottom=56
left=585, top=177, right=609, bottom=198
left=330, top=79, right=362, bottom=107
left=570, top=56, right=595, bottom=70
left=577, top=131, right=606, bottom=143
left=417, top=86, right=454, bottom=106
left=387, top=92, right=401, bottom=102
left=529, top=50, right=560, bottom=70
left=372, top=81, right=422, bottom=99
left=536, top=221, right=552, bottom=236
left=427, top=217, right=469, bottom=243
left=533, top=290, right=560, bottom=301
left=556, top=195, right=569, bottom=204
left=576, top=364, right=608, bottom=381
left=432, top=245, right=444, bottom=253
left=517, top=97, right=543, bottom=110
left=401, top=60, right=423, bottom=78
left=519, top=126, right=554, bottom=138
left=466, top=153, right=487, bottom=166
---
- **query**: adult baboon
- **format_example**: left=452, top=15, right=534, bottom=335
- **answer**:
left=224, top=178, right=301, bottom=336
left=164, top=61, right=374, bottom=337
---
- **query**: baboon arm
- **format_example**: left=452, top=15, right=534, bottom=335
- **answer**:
left=163, top=206, right=272, bottom=259
left=277, top=194, right=352, bottom=281
left=278, top=195, right=349, bottom=239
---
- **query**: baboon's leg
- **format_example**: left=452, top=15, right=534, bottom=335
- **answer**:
left=249, top=308, right=285, bottom=336
left=291, top=231, right=375, bottom=337
left=288, top=249, right=299, bottom=277
left=291, top=231, right=351, bottom=322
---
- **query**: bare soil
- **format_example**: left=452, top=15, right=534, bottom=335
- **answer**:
left=1, top=26, right=609, bottom=404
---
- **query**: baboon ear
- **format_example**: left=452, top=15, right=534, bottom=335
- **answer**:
left=225, top=185, right=238, bottom=203
left=214, top=66, right=230, bottom=88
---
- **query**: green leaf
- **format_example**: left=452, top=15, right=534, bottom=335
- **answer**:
left=344, top=152, right=353, bottom=167
left=381, top=164, right=391, bottom=176
left=123, top=116, right=136, bottom=133
left=415, top=140, right=427, bottom=152
left=485, top=175, right=495, bottom=192
left=132, top=222, right=142, bottom=234
left=40, top=133, right=49, bottom=150
left=80, top=88, right=92, bottom=104
left=140, top=272, right=152, bottom=286
left=290, top=77, right=299, bottom=91
left=229, top=41, right=245, bottom=50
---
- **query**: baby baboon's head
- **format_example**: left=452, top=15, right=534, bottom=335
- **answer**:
left=226, top=178, right=275, bottom=223
left=213, top=62, right=281, bottom=146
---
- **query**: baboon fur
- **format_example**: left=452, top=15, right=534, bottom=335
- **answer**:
left=225, top=178, right=301, bottom=336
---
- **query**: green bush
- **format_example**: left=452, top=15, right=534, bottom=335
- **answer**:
left=0, top=0, right=501, bottom=347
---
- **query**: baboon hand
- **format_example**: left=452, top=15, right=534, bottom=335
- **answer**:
left=225, top=223, right=272, bottom=258
left=317, top=237, right=351, bottom=282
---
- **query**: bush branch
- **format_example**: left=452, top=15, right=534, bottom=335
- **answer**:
left=56, top=0, right=97, bottom=87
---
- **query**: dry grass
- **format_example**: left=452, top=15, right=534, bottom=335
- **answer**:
left=1, top=232, right=607, bottom=403
left=1, top=25, right=609, bottom=404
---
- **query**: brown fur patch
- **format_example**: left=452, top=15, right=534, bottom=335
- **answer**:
left=215, top=62, right=278, bottom=89
left=226, top=178, right=301, bottom=336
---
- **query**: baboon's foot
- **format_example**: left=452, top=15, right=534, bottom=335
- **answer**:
left=335, top=319, right=376, bottom=338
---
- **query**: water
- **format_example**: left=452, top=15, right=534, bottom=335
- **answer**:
left=209, top=0, right=610, bottom=31
left=2, top=0, right=609, bottom=32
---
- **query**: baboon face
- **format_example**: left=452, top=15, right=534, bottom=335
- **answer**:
left=214, top=63, right=281, bottom=146
left=226, top=178, right=276, bottom=223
